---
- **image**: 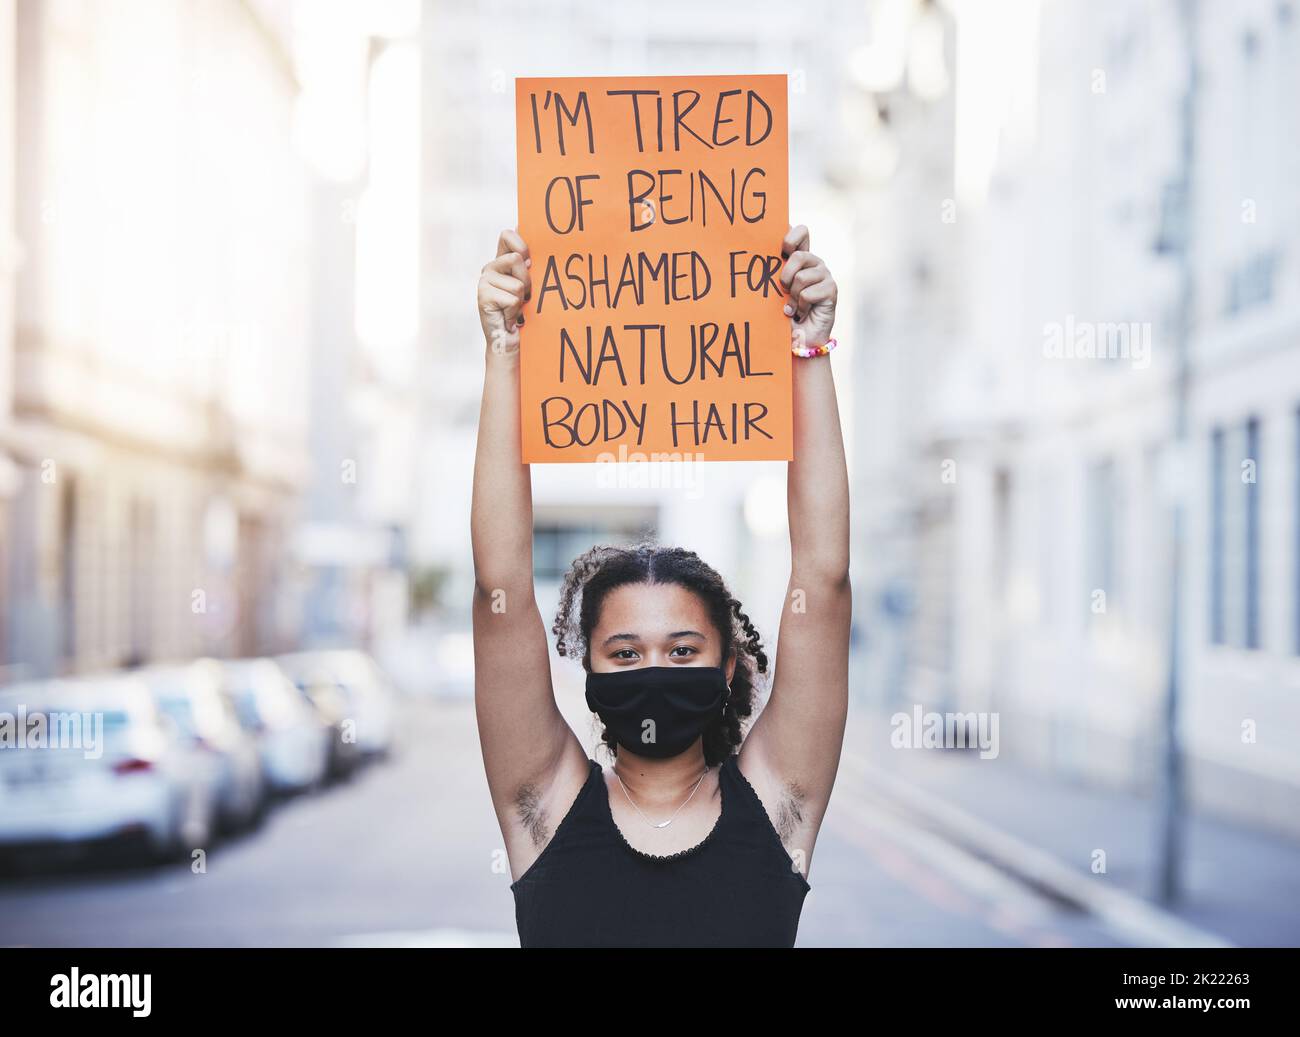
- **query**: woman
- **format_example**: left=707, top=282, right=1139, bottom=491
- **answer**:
left=472, top=223, right=850, bottom=948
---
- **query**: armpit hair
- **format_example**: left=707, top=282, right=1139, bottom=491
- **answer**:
left=514, top=782, right=549, bottom=848
left=773, top=780, right=807, bottom=843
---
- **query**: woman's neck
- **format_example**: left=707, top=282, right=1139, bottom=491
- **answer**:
left=612, top=745, right=711, bottom=806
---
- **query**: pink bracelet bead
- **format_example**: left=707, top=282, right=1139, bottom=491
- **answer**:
left=792, top=336, right=838, bottom=358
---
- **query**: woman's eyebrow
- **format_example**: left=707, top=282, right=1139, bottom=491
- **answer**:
left=600, top=630, right=706, bottom=647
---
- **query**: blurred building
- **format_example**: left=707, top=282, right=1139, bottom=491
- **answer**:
left=290, top=2, right=422, bottom=652
left=836, top=0, right=959, bottom=713
left=860, top=0, right=1300, bottom=836
left=2, top=0, right=313, bottom=676
left=0, top=2, right=14, bottom=675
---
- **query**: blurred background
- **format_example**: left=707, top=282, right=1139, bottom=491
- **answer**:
left=1, top=0, right=1298, bottom=947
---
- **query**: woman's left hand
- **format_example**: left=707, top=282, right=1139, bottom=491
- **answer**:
left=779, top=224, right=837, bottom=349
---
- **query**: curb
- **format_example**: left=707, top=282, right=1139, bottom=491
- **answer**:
left=838, top=749, right=1234, bottom=948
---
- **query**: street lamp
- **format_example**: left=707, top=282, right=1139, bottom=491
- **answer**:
left=1150, top=0, right=1201, bottom=908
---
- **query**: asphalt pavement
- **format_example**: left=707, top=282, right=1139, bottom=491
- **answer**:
left=1, top=687, right=1292, bottom=947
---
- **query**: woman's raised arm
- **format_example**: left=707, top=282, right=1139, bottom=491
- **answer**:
left=472, top=229, right=534, bottom=595
left=472, top=229, right=588, bottom=873
left=738, top=224, right=851, bottom=859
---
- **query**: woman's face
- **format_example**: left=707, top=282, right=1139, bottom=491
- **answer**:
left=589, top=582, right=735, bottom=683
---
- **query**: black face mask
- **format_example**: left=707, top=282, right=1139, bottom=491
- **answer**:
left=585, top=666, right=730, bottom=759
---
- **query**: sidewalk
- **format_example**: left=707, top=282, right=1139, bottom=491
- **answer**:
left=840, top=705, right=1300, bottom=947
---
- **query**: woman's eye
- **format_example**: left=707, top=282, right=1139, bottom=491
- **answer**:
left=613, top=649, right=638, bottom=660
left=670, top=645, right=697, bottom=657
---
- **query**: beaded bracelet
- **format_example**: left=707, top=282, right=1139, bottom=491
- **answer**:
left=792, top=336, right=838, bottom=359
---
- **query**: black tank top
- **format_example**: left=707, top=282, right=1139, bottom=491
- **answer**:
left=511, top=753, right=811, bottom=947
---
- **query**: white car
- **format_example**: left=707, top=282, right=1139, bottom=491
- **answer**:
left=136, top=660, right=266, bottom=834
left=220, top=658, right=330, bottom=795
left=277, top=650, right=397, bottom=760
left=0, top=675, right=218, bottom=862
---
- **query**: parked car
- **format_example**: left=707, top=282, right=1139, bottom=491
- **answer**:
left=277, top=650, right=397, bottom=762
left=219, top=658, right=330, bottom=796
left=274, top=654, right=363, bottom=781
left=136, top=660, right=266, bottom=834
left=0, top=674, right=219, bottom=863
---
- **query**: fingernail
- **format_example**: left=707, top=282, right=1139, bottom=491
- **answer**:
left=783, top=304, right=793, bottom=316
left=525, top=258, right=532, bottom=268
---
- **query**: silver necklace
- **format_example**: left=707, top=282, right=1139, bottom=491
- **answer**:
left=615, top=765, right=710, bottom=829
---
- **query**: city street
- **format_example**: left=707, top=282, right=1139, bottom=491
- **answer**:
left=1, top=692, right=1132, bottom=948
left=1, top=0, right=1297, bottom=970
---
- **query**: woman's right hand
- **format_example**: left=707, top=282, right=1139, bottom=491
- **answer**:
left=477, top=229, right=532, bottom=357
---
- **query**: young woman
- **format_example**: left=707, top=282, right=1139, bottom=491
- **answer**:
left=472, top=224, right=850, bottom=948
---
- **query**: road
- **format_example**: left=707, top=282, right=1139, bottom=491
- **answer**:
left=0, top=695, right=1128, bottom=947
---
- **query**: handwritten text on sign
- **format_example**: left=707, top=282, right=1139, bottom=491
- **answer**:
left=514, top=74, right=792, bottom=463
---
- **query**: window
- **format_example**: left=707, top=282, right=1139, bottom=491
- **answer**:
left=1036, top=469, right=1058, bottom=627
left=1245, top=417, right=1261, bottom=649
left=532, top=509, right=658, bottom=583
left=1226, top=249, right=1279, bottom=315
left=59, top=477, right=77, bottom=661
left=1209, top=418, right=1262, bottom=648
left=1210, top=428, right=1225, bottom=643
left=993, top=468, right=1011, bottom=606
left=1086, top=458, right=1120, bottom=623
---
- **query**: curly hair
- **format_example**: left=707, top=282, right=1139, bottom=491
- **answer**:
left=552, top=540, right=768, bottom=766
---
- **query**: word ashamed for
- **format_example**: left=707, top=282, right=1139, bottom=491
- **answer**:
left=534, top=248, right=784, bottom=312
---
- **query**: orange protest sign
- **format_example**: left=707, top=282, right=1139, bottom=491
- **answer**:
left=514, top=74, right=792, bottom=463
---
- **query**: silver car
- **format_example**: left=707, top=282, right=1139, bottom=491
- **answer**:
left=0, top=674, right=218, bottom=862
left=136, top=660, right=266, bottom=834
left=219, top=658, right=330, bottom=795
left=277, top=650, right=397, bottom=761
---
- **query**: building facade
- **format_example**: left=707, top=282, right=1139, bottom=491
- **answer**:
left=0, top=1, right=15, bottom=677
left=3, top=0, right=313, bottom=677
left=876, top=0, right=1300, bottom=835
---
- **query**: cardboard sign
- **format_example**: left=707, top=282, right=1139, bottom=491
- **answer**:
left=514, top=74, right=791, bottom=463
